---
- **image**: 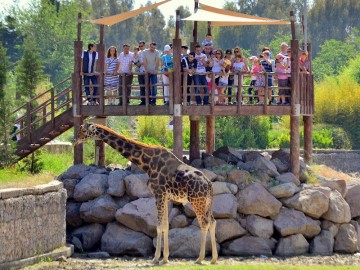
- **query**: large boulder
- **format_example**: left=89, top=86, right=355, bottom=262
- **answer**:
left=152, top=225, right=220, bottom=258
left=334, top=223, right=359, bottom=254
left=66, top=202, right=83, bottom=228
left=271, top=149, right=290, bottom=164
left=251, top=157, right=280, bottom=177
left=275, top=234, right=309, bottom=256
left=222, top=236, right=273, bottom=256
left=271, top=158, right=290, bottom=173
left=124, top=173, right=152, bottom=198
left=274, top=208, right=308, bottom=237
left=212, top=194, right=237, bottom=218
left=73, top=173, right=108, bottom=202
left=345, top=184, right=360, bottom=218
left=237, top=182, right=282, bottom=218
left=170, top=214, right=189, bottom=229
left=321, top=179, right=347, bottom=198
left=322, top=190, right=351, bottom=223
left=275, top=172, right=300, bottom=186
left=199, top=169, right=217, bottom=182
left=72, top=223, right=105, bottom=250
left=226, top=169, right=252, bottom=187
left=115, top=197, right=168, bottom=237
left=281, top=189, right=330, bottom=219
left=80, top=194, right=118, bottom=223
left=61, top=179, right=80, bottom=199
left=309, top=230, right=334, bottom=256
left=246, top=215, right=274, bottom=238
left=212, top=181, right=238, bottom=195
left=203, top=155, right=227, bottom=169
left=321, top=220, right=339, bottom=238
left=268, top=182, right=300, bottom=199
left=215, top=219, right=247, bottom=243
left=213, top=146, right=243, bottom=164
left=59, top=164, right=96, bottom=180
left=101, top=222, right=153, bottom=256
left=107, top=170, right=127, bottom=197
left=242, top=151, right=263, bottom=162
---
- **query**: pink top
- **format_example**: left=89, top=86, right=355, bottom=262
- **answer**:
left=276, top=67, right=288, bottom=80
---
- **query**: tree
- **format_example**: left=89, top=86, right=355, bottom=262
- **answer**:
left=0, top=16, right=23, bottom=66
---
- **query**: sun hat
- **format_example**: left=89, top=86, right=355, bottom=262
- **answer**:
left=163, top=45, right=171, bottom=52
left=276, top=53, right=286, bottom=60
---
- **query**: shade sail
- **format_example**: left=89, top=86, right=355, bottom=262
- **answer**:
left=90, top=0, right=171, bottom=26
left=182, top=5, right=289, bottom=26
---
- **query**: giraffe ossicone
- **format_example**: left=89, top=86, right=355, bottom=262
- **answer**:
left=75, top=122, right=218, bottom=264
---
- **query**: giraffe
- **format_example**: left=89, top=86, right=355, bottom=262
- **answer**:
left=74, top=122, right=218, bottom=264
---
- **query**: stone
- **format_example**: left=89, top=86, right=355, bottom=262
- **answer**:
left=261, top=151, right=272, bottom=161
left=252, top=171, right=272, bottom=186
left=59, top=164, right=96, bottom=180
left=252, top=157, right=280, bottom=177
left=66, top=202, right=83, bottom=228
left=115, top=197, right=169, bottom=237
left=303, top=215, right=321, bottom=238
left=345, top=184, right=360, bottom=218
left=321, top=179, right=347, bottom=198
left=226, top=169, right=252, bottom=186
left=101, top=222, right=153, bottom=256
left=275, top=234, right=309, bottom=256
left=242, top=151, right=263, bottom=162
left=334, top=223, right=359, bottom=254
left=170, top=214, right=189, bottom=229
left=80, top=194, right=118, bottom=224
left=281, top=189, right=330, bottom=219
left=321, top=220, right=339, bottom=238
left=274, top=208, right=307, bottom=237
left=237, top=161, right=254, bottom=172
left=203, top=155, right=227, bottom=169
left=61, top=179, right=79, bottom=199
left=71, top=236, right=83, bottom=252
left=271, top=158, right=289, bottom=173
left=73, top=173, right=109, bottom=202
left=168, top=208, right=181, bottom=223
left=271, top=149, right=290, bottom=164
left=113, top=195, right=132, bottom=209
left=191, top=159, right=203, bottom=169
left=124, top=173, right=152, bottom=198
left=213, top=146, right=243, bottom=164
left=184, top=203, right=196, bottom=218
left=322, top=190, right=351, bottom=224
left=87, top=252, right=111, bottom=259
left=350, top=220, right=360, bottom=251
left=152, top=225, right=220, bottom=258
left=107, top=170, right=127, bottom=197
left=199, top=169, right=217, bottom=182
left=246, top=215, right=274, bottom=238
left=212, top=181, right=238, bottom=195
left=222, top=236, right=273, bottom=256
left=268, top=182, right=300, bottom=199
left=72, top=223, right=105, bottom=250
left=309, top=230, right=334, bottom=256
left=237, top=182, right=282, bottom=218
left=215, top=219, right=247, bottom=243
left=212, top=194, right=237, bottom=218
left=275, top=172, right=300, bottom=186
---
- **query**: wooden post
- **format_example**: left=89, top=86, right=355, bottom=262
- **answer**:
left=290, top=35, right=300, bottom=178
left=73, top=12, right=83, bottom=164
left=172, top=10, right=183, bottom=159
left=303, top=42, right=313, bottom=164
left=189, top=0, right=200, bottom=162
left=95, top=23, right=106, bottom=166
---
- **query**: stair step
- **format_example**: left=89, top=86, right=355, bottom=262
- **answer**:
left=29, top=144, right=40, bottom=148
left=60, top=124, right=70, bottom=130
left=40, top=137, right=51, bottom=141
left=49, top=131, right=60, bottom=136
left=19, top=149, right=31, bottom=154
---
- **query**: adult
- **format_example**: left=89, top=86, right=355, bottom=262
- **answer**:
left=181, top=45, right=189, bottom=57
left=203, top=44, right=214, bottom=72
left=81, top=43, right=98, bottom=105
left=104, top=46, right=119, bottom=105
left=194, top=44, right=209, bottom=105
left=299, top=51, right=310, bottom=73
left=161, top=44, right=173, bottom=105
left=143, top=42, right=160, bottom=105
left=275, top=53, right=290, bottom=105
left=181, top=52, right=197, bottom=105
left=118, top=43, right=134, bottom=105
left=224, top=49, right=234, bottom=104
left=280, top=42, right=289, bottom=57
left=137, top=41, right=146, bottom=105
left=261, top=50, right=275, bottom=104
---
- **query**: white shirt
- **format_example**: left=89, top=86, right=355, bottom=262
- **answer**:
left=119, top=52, right=134, bottom=73
left=81, top=51, right=98, bottom=73
left=195, top=53, right=207, bottom=73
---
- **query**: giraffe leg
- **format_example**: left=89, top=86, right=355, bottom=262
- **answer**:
left=162, top=202, right=169, bottom=264
left=209, top=217, right=218, bottom=264
left=195, top=226, right=209, bottom=264
left=153, top=199, right=166, bottom=264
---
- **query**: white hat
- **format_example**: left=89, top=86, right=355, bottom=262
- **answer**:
left=164, top=45, right=171, bottom=52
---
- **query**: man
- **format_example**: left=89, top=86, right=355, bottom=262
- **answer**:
left=181, top=52, right=197, bottom=105
left=80, top=43, right=98, bottom=105
left=194, top=44, right=209, bottom=105
left=118, top=43, right=134, bottom=105
left=181, top=45, right=188, bottom=58
left=136, top=41, right=146, bottom=105
left=142, top=42, right=160, bottom=105
left=261, top=50, right=275, bottom=104
left=280, top=42, right=289, bottom=57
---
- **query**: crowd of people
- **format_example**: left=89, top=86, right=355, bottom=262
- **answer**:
left=80, top=35, right=310, bottom=106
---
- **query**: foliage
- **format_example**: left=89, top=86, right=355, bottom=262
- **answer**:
left=17, top=150, right=44, bottom=174
left=0, top=15, right=23, bottom=66
left=215, top=116, right=270, bottom=149
left=136, top=116, right=172, bottom=147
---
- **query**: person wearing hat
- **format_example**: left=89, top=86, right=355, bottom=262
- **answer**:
left=161, top=44, right=173, bottom=105
left=280, top=42, right=289, bottom=57
left=275, top=53, right=290, bottom=105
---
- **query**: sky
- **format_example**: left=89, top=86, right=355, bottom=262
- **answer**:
left=0, top=0, right=229, bottom=21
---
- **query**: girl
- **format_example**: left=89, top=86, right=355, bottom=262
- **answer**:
left=275, top=53, right=290, bottom=105
left=104, top=46, right=119, bottom=105
left=217, top=62, right=231, bottom=105
left=253, top=58, right=265, bottom=104
left=232, top=54, right=247, bottom=104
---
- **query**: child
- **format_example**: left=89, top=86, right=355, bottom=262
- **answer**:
left=275, top=53, right=290, bottom=105
left=253, top=58, right=265, bottom=104
left=201, top=34, right=214, bottom=48
left=217, top=64, right=231, bottom=105
left=247, top=56, right=258, bottom=104
left=232, top=54, right=247, bottom=104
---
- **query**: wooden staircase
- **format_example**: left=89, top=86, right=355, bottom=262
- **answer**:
left=13, top=77, right=75, bottom=160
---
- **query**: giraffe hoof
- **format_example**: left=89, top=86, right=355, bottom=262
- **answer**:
left=161, top=259, right=169, bottom=265
left=211, top=258, right=218, bottom=264
left=152, top=258, right=160, bottom=264
left=195, top=259, right=204, bottom=265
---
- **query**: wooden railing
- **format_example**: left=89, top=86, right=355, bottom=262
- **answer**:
left=12, top=77, right=72, bottom=141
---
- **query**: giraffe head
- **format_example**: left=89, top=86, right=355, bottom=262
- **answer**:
left=74, top=122, right=100, bottom=145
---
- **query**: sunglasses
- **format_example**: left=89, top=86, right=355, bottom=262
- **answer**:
left=234, top=50, right=239, bottom=53
left=216, top=52, right=221, bottom=55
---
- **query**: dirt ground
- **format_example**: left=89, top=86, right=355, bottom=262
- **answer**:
left=22, top=253, right=360, bottom=270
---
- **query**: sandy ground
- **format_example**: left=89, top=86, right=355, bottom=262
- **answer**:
left=21, top=253, right=360, bottom=269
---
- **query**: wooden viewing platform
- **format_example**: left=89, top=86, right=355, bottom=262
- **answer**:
left=13, top=5, right=314, bottom=180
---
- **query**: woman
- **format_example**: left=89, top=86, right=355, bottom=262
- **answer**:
left=104, top=46, right=119, bottom=105
left=161, top=44, right=173, bottom=105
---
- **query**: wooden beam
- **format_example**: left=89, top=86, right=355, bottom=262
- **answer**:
left=206, top=116, right=215, bottom=154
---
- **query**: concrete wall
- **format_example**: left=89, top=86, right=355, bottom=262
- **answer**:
left=311, top=150, right=360, bottom=173
left=0, top=181, right=67, bottom=264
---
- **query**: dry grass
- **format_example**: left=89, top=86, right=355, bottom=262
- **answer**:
left=0, top=170, right=54, bottom=189
left=310, top=164, right=355, bottom=182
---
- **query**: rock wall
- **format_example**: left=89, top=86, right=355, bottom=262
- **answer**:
left=0, top=181, right=67, bottom=264
left=60, top=148, right=360, bottom=259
